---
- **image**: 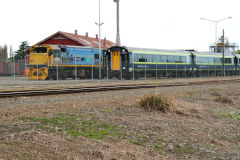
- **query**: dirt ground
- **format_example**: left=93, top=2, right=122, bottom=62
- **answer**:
left=0, top=81, right=240, bottom=159
left=1, top=76, right=240, bottom=91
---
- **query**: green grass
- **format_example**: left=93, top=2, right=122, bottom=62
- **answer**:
left=102, top=108, right=113, bottom=113
left=175, top=144, right=200, bottom=155
left=19, top=114, right=118, bottom=139
left=156, top=137, right=164, bottom=142
left=219, top=111, right=240, bottom=120
left=155, top=144, right=165, bottom=153
left=208, top=88, right=219, bottom=92
left=237, top=146, right=240, bottom=151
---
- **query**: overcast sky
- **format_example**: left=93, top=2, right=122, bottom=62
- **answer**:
left=1, top=0, right=239, bottom=54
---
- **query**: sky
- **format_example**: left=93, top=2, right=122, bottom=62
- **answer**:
left=0, top=0, right=240, bottom=55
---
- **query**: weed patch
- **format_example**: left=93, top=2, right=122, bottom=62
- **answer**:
left=19, top=114, right=118, bottom=139
left=139, top=94, right=177, bottom=113
left=219, top=112, right=240, bottom=120
left=215, top=96, right=233, bottom=104
left=155, top=144, right=165, bottom=153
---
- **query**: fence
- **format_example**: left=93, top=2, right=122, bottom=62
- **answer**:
left=0, top=59, right=239, bottom=80
left=0, top=59, right=26, bottom=77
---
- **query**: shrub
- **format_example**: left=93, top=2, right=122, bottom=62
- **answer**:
left=139, top=94, right=177, bottom=113
left=215, top=96, right=233, bottom=104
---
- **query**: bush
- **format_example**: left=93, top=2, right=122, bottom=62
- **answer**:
left=139, top=94, right=177, bottom=113
left=215, top=96, right=233, bottom=104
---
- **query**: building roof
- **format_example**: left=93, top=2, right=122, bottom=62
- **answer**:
left=36, top=31, right=116, bottom=50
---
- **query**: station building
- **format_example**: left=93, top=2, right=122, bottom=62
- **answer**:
left=32, top=30, right=115, bottom=50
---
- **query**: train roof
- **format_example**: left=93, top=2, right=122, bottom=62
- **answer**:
left=48, top=45, right=60, bottom=50
left=191, top=51, right=234, bottom=57
left=58, top=45, right=99, bottom=49
left=126, top=47, right=191, bottom=55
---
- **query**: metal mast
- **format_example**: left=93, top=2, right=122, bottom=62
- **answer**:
left=222, top=29, right=225, bottom=77
left=114, top=0, right=121, bottom=46
left=96, top=0, right=104, bottom=79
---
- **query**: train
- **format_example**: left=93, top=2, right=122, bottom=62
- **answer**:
left=105, top=46, right=239, bottom=79
left=26, top=44, right=103, bottom=80
left=26, top=44, right=240, bottom=80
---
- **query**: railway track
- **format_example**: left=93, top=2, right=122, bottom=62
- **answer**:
left=0, top=79, right=239, bottom=98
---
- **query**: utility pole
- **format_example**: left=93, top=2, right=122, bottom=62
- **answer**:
left=114, top=0, right=121, bottom=46
left=200, top=17, right=232, bottom=52
left=222, top=29, right=225, bottom=76
left=96, top=0, right=104, bottom=79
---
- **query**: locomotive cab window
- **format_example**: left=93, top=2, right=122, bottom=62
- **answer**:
left=35, top=47, right=47, bottom=53
left=53, top=50, right=60, bottom=58
left=61, top=48, right=66, bottom=52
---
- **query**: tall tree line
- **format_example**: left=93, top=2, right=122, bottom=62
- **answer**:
left=0, top=45, right=8, bottom=62
left=0, top=41, right=29, bottom=62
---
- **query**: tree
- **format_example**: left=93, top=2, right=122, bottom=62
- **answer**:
left=0, top=45, right=8, bottom=62
left=236, top=50, right=240, bottom=54
left=15, top=41, right=29, bottom=59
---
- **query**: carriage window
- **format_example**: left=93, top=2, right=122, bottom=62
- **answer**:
left=134, top=54, right=142, bottom=62
left=197, top=57, right=207, bottom=63
left=161, top=56, right=167, bottom=62
left=208, top=57, right=214, bottom=63
left=220, top=58, right=232, bottom=64
left=167, top=56, right=174, bottom=63
left=214, top=58, right=221, bottom=63
left=173, top=56, right=180, bottom=63
left=153, top=55, right=160, bottom=62
left=139, top=58, right=147, bottom=62
left=142, top=54, right=152, bottom=62
left=225, top=58, right=232, bottom=64
left=180, top=56, right=187, bottom=63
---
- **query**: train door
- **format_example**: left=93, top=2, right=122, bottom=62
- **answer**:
left=120, top=52, right=130, bottom=79
left=111, top=51, right=120, bottom=70
left=234, top=56, right=238, bottom=74
left=190, top=54, right=196, bottom=77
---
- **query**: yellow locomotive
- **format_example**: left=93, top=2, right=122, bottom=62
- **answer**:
left=27, top=44, right=61, bottom=80
left=26, top=44, right=102, bottom=80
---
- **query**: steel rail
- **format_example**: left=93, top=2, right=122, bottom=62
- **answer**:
left=0, top=79, right=239, bottom=98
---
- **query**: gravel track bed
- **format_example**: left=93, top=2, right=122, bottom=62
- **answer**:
left=0, top=81, right=240, bottom=159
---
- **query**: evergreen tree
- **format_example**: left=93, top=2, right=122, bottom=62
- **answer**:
left=15, top=41, right=29, bottom=59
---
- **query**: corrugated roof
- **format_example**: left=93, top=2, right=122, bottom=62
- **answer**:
left=36, top=31, right=115, bottom=50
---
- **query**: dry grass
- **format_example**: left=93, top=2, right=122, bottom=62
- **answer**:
left=215, top=96, right=233, bottom=104
left=1, top=82, right=240, bottom=159
left=138, top=94, right=177, bottom=113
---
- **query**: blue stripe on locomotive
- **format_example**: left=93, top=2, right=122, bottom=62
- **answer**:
left=61, top=47, right=101, bottom=65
